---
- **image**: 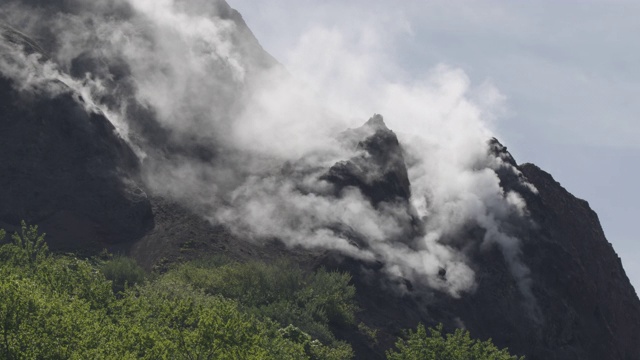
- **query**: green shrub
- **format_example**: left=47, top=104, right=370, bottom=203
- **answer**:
left=104, top=280, right=309, bottom=360
left=299, top=268, right=357, bottom=326
left=386, top=324, right=524, bottom=360
left=0, top=273, right=109, bottom=359
left=100, top=256, right=146, bottom=293
left=163, top=258, right=356, bottom=356
left=0, top=223, right=113, bottom=359
left=0, top=224, right=352, bottom=359
left=279, top=324, right=354, bottom=360
left=358, top=322, right=378, bottom=344
left=0, top=221, right=48, bottom=266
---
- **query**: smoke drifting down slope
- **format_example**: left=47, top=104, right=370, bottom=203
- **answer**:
left=0, top=0, right=537, bottom=304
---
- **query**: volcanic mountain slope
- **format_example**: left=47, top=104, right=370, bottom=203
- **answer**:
left=0, top=0, right=275, bottom=249
left=0, top=1, right=639, bottom=360
left=0, top=61, right=152, bottom=252
left=321, top=130, right=640, bottom=360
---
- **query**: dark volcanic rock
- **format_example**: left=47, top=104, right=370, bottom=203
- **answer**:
left=323, top=114, right=412, bottom=206
left=324, top=140, right=640, bottom=360
left=0, top=0, right=278, bottom=252
left=0, top=75, right=152, bottom=252
left=518, top=163, right=640, bottom=359
left=320, top=114, right=421, bottom=248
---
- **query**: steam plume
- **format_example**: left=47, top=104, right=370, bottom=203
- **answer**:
left=0, top=0, right=539, bottom=308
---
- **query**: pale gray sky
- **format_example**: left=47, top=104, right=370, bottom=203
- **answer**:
left=228, top=0, right=640, bottom=293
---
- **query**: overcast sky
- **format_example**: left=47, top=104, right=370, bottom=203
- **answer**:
left=228, top=0, right=640, bottom=293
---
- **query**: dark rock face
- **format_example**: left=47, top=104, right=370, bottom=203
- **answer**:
left=0, top=74, right=152, bottom=252
left=324, top=140, right=640, bottom=360
left=0, top=0, right=279, bottom=255
left=323, top=114, right=412, bottom=206
left=451, top=156, right=640, bottom=359
left=320, top=115, right=421, bottom=249
left=518, top=163, right=640, bottom=359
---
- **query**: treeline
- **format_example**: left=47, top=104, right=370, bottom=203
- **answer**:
left=0, top=222, right=522, bottom=359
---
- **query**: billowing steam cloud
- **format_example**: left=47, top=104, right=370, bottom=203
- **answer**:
left=0, top=0, right=538, bottom=307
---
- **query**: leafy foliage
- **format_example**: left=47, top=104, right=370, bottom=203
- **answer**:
left=0, top=224, right=353, bottom=359
left=386, top=324, right=524, bottom=360
left=0, top=223, right=527, bottom=360
left=101, top=280, right=309, bottom=359
left=0, top=224, right=113, bottom=359
left=100, top=255, right=146, bottom=293
left=163, top=257, right=357, bottom=349
left=0, top=221, right=48, bottom=266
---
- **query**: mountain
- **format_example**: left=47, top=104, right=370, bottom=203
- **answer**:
left=0, top=40, right=152, bottom=252
left=0, top=1, right=639, bottom=359
left=320, top=132, right=640, bottom=359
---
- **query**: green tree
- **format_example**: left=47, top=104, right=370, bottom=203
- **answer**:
left=0, top=224, right=330, bottom=359
left=100, top=255, right=146, bottom=294
left=163, top=257, right=356, bottom=355
left=0, top=221, right=48, bottom=266
left=386, top=324, right=523, bottom=360
left=0, top=223, right=112, bottom=359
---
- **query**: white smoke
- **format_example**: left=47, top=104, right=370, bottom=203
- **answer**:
left=0, top=0, right=538, bottom=304
left=0, top=25, right=132, bottom=141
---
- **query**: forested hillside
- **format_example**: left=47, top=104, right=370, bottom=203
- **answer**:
left=0, top=223, right=519, bottom=359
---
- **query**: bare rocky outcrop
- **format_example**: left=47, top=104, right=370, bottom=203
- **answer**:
left=323, top=114, right=412, bottom=206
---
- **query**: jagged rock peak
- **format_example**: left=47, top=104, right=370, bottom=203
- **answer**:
left=323, top=115, right=411, bottom=205
left=488, top=137, right=518, bottom=167
left=363, top=113, right=389, bottom=131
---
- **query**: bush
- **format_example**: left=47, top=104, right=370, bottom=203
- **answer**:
left=0, top=221, right=48, bottom=266
left=386, top=324, right=524, bottom=360
left=0, top=223, right=113, bottom=359
left=279, top=324, right=354, bottom=360
left=104, top=280, right=309, bottom=360
left=163, top=258, right=356, bottom=356
left=100, top=256, right=146, bottom=293
left=0, top=224, right=352, bottom=359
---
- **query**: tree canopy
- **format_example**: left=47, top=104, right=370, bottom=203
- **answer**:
left=0, top=223, right=523, bottom=359
left=386, top=323, right=523, bottom=360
